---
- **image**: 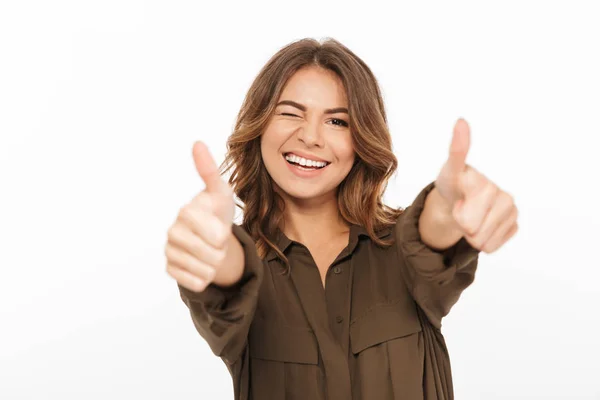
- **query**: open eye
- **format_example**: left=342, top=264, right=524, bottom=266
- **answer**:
left=328, top=118, right=349, bottom=127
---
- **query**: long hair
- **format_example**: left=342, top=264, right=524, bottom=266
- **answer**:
left=220, top=38, right=404, bottom=269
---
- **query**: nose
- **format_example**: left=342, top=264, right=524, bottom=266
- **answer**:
left=296, top=118, right=325, bottom=148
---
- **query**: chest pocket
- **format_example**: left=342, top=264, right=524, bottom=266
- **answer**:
left=248, top=317, right=319, bottom=365
left=350, top=301, right=423, bottom=354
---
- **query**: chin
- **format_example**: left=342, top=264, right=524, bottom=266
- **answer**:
left=280, top=184, right=335, bottom=201
left=280, top=187, right=317, bottom=199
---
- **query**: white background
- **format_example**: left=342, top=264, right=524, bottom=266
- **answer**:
left=1, top=1, right=599, bottom=399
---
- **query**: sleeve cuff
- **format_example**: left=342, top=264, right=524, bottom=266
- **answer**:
left=397, top=181, right=480, bottom=284
left=177, top=223, right=264, bottom=361
left=178, top=223, right=264, bottom=310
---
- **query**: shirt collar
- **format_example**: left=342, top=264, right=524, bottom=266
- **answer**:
left=265, top=222, right=392, bottom=262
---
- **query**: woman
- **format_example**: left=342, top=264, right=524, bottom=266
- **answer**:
left=165, top=38, right=518, bottom=399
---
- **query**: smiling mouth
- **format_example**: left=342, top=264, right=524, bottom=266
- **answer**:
left=282, top=153, right=331, bottom=169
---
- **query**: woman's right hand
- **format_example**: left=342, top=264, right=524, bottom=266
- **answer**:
left=165, top=141, right=242, bottom=293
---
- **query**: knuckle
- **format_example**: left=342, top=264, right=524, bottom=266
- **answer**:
left=164, top=243, right=174, bottom=259
left=472, top=238, right=485, bottom=250
left=465, top=223, right=478, bottom=237
left=192, top=193, right=213, bottom=211
left=177, top=205, right=189, bottom=219
left=478, top=237, right=491, bottom=251
left=206, top=266, right=217, bottom=282
left=196, top=248, right=210, bottom=265
left=468, top=239, right=482, bottom=252
left=508, top=210, right=517, bottom=224
left=214, top=250, right=227, bottom=265
left=214, top=226, right=230, bottom=248
left=180, top=208, right=203, bottom=233
left=189, top=279, right=206, bottom=293
left=167, top=225, right=177, bottom=241
left=178, top=205, right=193, bottom=222
left=219, top=230, right=228, bottom=245
left=482, top=244, right=494, bottom=254
left=487, top=183, right=499, bottom=196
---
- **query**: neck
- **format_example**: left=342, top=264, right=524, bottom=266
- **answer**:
left=280, top=192, right=349, bottom=246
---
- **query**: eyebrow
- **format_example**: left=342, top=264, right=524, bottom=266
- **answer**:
left=276, top=100, right=348, bottom=114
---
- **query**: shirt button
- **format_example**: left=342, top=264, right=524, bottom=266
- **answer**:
left=333, top=266, right=342, bottom=274
left=336, top=316, right=343, bottom=323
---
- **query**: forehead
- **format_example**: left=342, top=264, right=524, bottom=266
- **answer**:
left=278, top=66, right=348, bottom=106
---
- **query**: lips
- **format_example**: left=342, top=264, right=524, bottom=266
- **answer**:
left=282, top=152, right=331, bottom=167
left=283, top=154, right=330, bottom=177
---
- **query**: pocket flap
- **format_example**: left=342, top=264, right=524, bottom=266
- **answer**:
left=249, top=319, right=319, bottom=365
left=350, top=303, right=422, bottom=354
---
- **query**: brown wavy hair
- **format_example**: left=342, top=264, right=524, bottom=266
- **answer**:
left=219, top=37, right=404, bottom=269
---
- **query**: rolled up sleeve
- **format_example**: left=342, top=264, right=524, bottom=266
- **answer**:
left=396, top=181, right=480, bottom=330
left=178, top=223, right=264, bottom=365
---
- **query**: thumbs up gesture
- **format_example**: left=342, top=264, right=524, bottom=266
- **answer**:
left=165, top=141, right=243, bottom=292
left=434, top=119, right=519, bottom=253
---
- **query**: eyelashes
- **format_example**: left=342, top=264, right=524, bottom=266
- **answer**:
left=329, top=118, right=349, bottom=127
left=278, top=113, right=349, bottom=128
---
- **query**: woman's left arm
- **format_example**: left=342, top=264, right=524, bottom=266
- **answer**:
left=397, top=119, right=519, bottom=329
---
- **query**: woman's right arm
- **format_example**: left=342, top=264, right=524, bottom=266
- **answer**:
left=177, top=224, right=264, bottom=365
left=166, top=141, right=263, bottom=365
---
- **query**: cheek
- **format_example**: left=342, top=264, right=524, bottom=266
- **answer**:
left=269, top=119, right=300, bottom=133
left=331, top=138, right=355, bottom=163
left=262, top=121, right=298, bottom=148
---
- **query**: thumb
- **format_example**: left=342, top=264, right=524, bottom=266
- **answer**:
left=446, top=118, right=471, bottom=177
left=193, top=141, right=226, bottom=194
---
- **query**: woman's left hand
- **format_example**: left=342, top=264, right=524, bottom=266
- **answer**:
left=434, top=118, right=519, bottom=253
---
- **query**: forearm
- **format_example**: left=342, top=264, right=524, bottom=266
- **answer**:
left=418, top=186, right=464, bottom=251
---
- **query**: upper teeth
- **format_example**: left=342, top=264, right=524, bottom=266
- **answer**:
left=285, top=154, right=328, bottom=168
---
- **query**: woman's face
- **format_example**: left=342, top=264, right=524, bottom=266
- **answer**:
left=261, top=66, right=355, bottom=204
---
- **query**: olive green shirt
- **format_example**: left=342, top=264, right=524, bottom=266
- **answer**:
left=178, top=181, right=480, bottom=399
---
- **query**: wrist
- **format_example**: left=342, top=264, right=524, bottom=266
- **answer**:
left=430, top=187, right=461, bottom=229
left=419, top=187, right=464, bottom=250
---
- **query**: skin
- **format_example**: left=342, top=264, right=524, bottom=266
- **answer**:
left=260, top=66, right=356, bottom=246
left=166, top=141, right=242, bottom=291
left=420, top=118, right=519, bottom=253
left=167, top=69, right=519, bottom=294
